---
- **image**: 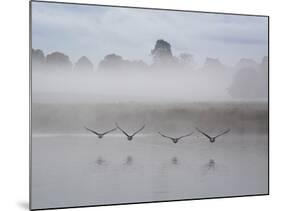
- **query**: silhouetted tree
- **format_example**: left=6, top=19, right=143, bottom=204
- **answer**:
left=151, top=39, right=173, bottom=61
left=74, top=56, right=93, bottom=71
left=150, top=39, right=179, bottom=70
left=99, top=53, right=148, bottom=71
left=228, top=56, right=268, bottom=99
left=202, top=57, right=224, bottom=71
left=98, top=54, right=124, bottom=70
left=236, top=58, right=258, bottom=70
left=179, top=53, right=196, bottom=70
left=46, top=51, right=72, bottom=71
left=125, top=60, right=148, bottom=70
left=32, top=48, right=45, bottom=70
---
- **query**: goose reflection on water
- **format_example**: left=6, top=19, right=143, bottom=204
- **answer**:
left=96, top=156, right=106, bottom=165
left=202, top=159, right=217, bottom=175
left=206, top=159, right=216, bottom=170
left=125, top=155, right=133, bottom=165
left=171, top=156, right=179, bottom=165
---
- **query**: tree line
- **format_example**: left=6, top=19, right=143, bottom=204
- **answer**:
left=31, top=39, right=225, bottom=72
left=32, top=39, right=268, bottom=99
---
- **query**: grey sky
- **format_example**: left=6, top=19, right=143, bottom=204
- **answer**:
left=31, top=1, right=268, bottom=66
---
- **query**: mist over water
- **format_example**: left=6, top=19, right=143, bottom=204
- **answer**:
left=31, top=39, right=268, bottom=211
left=31, top=2, right=268, bottom=209
left=32, top=70, right=233, bottom=103
left=32, top=65, right=267, bottom=103
left=31, top=65, right=268, bottom=210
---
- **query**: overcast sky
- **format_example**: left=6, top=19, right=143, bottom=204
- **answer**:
left=31, top=1, right=268, bottom=66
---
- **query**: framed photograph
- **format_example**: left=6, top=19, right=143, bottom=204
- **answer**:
left=30, top=1, right=269, bottom=210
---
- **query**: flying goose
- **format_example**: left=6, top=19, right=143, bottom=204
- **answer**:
left=196, top=128, right=230, bottom=143
left=84, top=126, right=117, bottom=139
left=158, top=132, right=193, bottom=144
left=115, top=122, right=145, bottom=141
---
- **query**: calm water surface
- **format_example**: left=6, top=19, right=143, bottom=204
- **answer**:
left=31, top=133, right=268, bottom=209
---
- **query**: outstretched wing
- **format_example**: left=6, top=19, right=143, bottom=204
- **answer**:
left=115, top=122, right=130, bottom=137
left=196, top=128, right=212, bottom=139
left=214, top=129, right=230, bottom=139
left=132, top=124, right=145, bottom=136
left=102, top=128, right=117, bottom=135
left=177, top=132, right=194, bottom=140
left=84, top=126, right=99, bottom=135
left=158, top=132, right=173, bottom=140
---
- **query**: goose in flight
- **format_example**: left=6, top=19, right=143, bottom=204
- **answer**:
left=115, top=123, right=145, bottom=141
left=158, top=132, right=193, bottom=144
left=196, top=128, right=230, bottom=143
left=84, top=126, right=117, bottom=139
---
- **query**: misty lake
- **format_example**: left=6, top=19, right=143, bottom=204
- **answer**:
left=31, top=133, right=268, bottom=209
left=30, top=1, right=269, bottom=209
